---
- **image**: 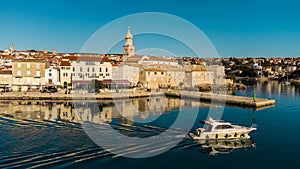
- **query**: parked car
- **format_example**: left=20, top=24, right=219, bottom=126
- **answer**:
left=41, top=86, right=58, bottom=93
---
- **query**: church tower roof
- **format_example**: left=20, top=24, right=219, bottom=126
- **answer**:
left=125, top=26, right=133, bottom=39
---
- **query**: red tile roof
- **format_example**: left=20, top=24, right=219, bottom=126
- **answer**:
left=69, top=56, right=110, bottom=62
left=60, top=61, right=70, bottom=66
left=4, top=65, right=12, bottom=69
left=0, top=70, right=12, bottom=74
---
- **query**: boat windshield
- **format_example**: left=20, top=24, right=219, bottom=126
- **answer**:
left=204, top=124, right=213, bottom=132
left=215, top=125, right=234, bottom=129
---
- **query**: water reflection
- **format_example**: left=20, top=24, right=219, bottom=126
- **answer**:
left=0, top=97, right=210, bottom=126
left=236, top=79, right=300, bottom=98
left=197, top=139, right=255, bottom=155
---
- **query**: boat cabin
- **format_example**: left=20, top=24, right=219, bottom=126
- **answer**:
left=201, top=120, right=235, bottom=132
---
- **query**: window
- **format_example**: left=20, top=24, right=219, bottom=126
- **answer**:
left=106, top=73, right=110, bottom=76
left=66, top=67, right=70, bottom=70
left=76, top=60, right=80, bottom=64
left=215, top=125, right=234, bottom=129
left=87, top=67, right=90, bottom=72
left=161, top=72, right=164, bottom=75
left=61, top=67, right=65, bottom=70
left=85, top=61, right=94, bottom=65
left=100, top=73, right=103, bottom=76
left=92, top=67, right=95, bottom=72
left=222, top=125, right=234, bottom=129
left=73, top=67, right=75, bottom=72
left=99, top=68, right=102, bottom=72
left=148, top=72, right=150, bottom=75
left=106, top=68, right=108, bottom=72
left=80, top=67, right=82, bottom=72
left=27, top=71, right=30, bottom=76
left=36, top=71, right=40, bottom=77
left=49, top=73, right=52, bottom=76
left=154, top=72, right=157, bottom=75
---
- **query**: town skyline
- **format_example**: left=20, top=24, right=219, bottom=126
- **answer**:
left=1, top=44, right=300, bottom=59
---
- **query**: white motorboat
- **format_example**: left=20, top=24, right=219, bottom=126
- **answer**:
left=189, top=118, right=257, bottom=140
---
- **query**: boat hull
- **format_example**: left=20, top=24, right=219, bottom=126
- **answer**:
left=189, top=129, right=255, bottom=140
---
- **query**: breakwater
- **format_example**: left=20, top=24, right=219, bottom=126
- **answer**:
left=164, top=90, right=275, bottom=108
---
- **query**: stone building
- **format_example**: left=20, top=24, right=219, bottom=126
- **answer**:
left=12, top=58, right=49, bottom=91
left=112, top=64, right=141, bottom=86
left=45, top=66, right=59, bottom=86
left=59, top=58, right=72, bottom=88
left=68, top=55, right=112, bottom=88
left=0, top=69, right=12, bottom=91
left=139, top=67, right=166, bottom=89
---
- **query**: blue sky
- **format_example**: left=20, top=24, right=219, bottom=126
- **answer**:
left=0, top=0, right=300, bottom=57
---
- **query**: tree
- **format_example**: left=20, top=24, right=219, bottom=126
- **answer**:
left=227, top=73, right=236, bottom=80
left=292, top=69, right=300, bottom=78
left=91, top=79, right=106, bottom=90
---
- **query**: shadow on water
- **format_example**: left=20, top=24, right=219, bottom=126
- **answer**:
left=197, top=139, right=256, bottom=155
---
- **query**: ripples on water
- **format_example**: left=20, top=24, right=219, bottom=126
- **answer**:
left=2, top=80, right=299, bottom=169
left=0, top=99, right=201, bottom=168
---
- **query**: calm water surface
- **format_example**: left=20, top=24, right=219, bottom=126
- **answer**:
left=0, top=80, right=300, bottom=169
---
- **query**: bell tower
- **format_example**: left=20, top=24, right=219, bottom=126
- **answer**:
left=123, top=26, right=135, bottom=57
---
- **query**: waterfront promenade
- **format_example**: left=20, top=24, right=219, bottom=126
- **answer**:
left=0, top=89, right=164, bottom=101
left=0, top=89, right=275, bottom=108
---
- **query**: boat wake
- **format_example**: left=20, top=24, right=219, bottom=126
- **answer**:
left=0, top=114, right=195, bottom=168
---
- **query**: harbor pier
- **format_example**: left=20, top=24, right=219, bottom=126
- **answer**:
left=164, top=90, right=275, bottom=108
